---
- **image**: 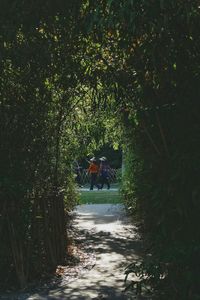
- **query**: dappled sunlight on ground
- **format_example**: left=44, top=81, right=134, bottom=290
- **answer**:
left=2, top=204, right=150, bottom=299
left=26, top=204, right=146, bottom=299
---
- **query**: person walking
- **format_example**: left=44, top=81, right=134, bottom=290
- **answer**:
left=87, top=157, right=100, bottom=190
left=99, top=156, right=110, bottom=190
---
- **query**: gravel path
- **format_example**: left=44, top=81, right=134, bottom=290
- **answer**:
left=1, top=204, right=146, bottom=300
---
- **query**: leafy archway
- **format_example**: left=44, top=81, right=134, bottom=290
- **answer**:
left=1, top=1, right=200, bottom=299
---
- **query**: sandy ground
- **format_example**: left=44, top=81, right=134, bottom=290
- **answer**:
left=1, top=204, right=149, bottom=300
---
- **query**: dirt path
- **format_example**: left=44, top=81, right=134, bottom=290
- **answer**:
left=27, top=204, right=143, bottom=300
left=2, top=204, right=145, bottom=300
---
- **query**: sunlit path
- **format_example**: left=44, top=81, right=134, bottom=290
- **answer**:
left=25, top=204, right=144, bottom=300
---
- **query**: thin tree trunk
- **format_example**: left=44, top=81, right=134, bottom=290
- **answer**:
left=155, top=111, right=170, bottom=158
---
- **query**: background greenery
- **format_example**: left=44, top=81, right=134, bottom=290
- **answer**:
left=79, top=190, right=121, bottom=205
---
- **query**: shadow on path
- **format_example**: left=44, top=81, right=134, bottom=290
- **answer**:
left=2, top=204, right=149, bottom=300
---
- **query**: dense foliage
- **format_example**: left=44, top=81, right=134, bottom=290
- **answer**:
left=1, top=1, right=200, bottom=299
left=85, top=1, right=200, bottom=299
left=0, top=1, right=120, bottom=290
left=0, top=0, right=85, bottom=289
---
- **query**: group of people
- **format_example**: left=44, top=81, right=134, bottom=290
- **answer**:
left=87, top=156, right=111, bottom=190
